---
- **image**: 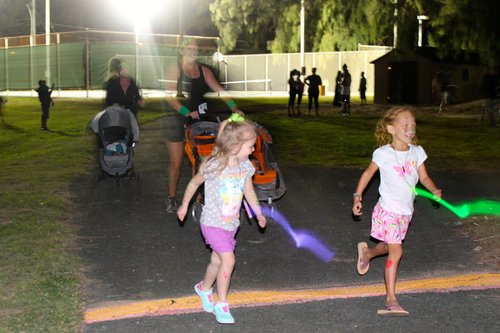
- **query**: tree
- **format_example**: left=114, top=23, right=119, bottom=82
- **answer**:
left=268, top=3, right=301, bottom=53
left=430, top=0, right=500, bottom=65
left=272, top=0, right=397, bottom=52
left=210, top=0, right=288, bottom=53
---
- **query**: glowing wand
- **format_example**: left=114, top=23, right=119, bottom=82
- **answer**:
left=414, top=188, right=500, bottom=219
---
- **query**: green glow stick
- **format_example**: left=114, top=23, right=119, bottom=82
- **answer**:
left=414, top=187, right=500, bottom=219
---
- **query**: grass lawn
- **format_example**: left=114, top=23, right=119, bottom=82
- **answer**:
left=0, top=96, right=498, bottom=332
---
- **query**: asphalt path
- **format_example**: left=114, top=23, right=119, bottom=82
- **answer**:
left=74, top=116, right=500, bottom=333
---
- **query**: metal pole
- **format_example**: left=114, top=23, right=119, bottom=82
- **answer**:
left=244, top=55, right=248, bottom=92
left=27, top=0, right=36, bottom=45
left=85, top=36, right=90, bottom=97
left=176, top=0, right=184, bottom=97
left=45, top=0, right=51, bottom=83
left=265, top=54, right=269, bottom=93
left=300, top=0, right=305, bottom=75
left=56, top=33, right=60, bottom=95
left=393, top=0, right=398, bottom=49
left=417, top=15, right=429, bottom=47
left=135, top=32, right=139, bottom=82
left=4, top=38, right=9, bottom=92
left=26, top=0, right=35, bottom=92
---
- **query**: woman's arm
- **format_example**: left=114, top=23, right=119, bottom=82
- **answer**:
left=202, top=66, right=242, bottom=114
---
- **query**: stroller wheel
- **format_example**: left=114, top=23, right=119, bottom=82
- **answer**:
left=191, top=201, right=203, bottom=223
left=97, top=172, right=107, bottom=182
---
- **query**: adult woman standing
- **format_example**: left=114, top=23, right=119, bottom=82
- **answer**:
left=164, top=39, right=242, bottom=213
left=332, top=70, right=343, bottom=107
left=287, top=69, right=303, bottom=117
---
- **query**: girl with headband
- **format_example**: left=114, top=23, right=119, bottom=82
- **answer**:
left=177, top=115, right=266, bottom=324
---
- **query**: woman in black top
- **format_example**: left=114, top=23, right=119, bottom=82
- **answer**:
left=105, top=58, right=144, bottom=116
left=164, top=38, right=242, bottom=212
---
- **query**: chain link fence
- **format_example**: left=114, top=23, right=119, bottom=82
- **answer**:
left=0, top=30, right=390, bottom=97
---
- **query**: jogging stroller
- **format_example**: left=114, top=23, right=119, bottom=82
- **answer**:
left=89, top=105, right=139, bottom=179
left=184, top=118, right=286, bottom=220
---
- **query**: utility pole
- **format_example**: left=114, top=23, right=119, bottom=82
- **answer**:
left=45, top=0, right=51, bottom=84
left=26, top=0, right=36, bottom=46
left=176, top=0, right=185, bottom=98
left=300, top=0, right=305, bottom=75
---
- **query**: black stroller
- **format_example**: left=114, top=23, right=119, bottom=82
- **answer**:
left=89, top=105, right=139, bottom=180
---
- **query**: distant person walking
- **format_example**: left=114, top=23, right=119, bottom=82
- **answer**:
left=352, top=106, right=442, bottom=317
left=359, top=72, right=367, bottom=105
left=305, top=67, right=322, bottom=116
left=332, top=70, right=343, bottom=106
left=341, top=64, right=352, bottom=115
left=177, top=116, right=266, bottom=324
left=36, top=79, right=54, bottom=131
left=432, top=70, right=455, bottom=114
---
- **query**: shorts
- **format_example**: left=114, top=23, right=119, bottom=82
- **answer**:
left=162, top=113, right=187, bottom=142
left=200, top=224, right=238, bottom=253
left=370, top=202, right=412, bottom=244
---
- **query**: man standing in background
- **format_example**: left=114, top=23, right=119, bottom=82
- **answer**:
left=305, top=68, right=322, bottom=116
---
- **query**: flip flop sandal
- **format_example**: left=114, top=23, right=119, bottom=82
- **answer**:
left=357, top=242, right=369, bottom=275
left=377, top=304, right=410, bottom=317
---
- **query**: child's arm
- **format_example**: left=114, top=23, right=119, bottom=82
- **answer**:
left=177, top=172, right=204, bottom=222
left=417, top=163, right=442, bottom=198
left=352, top=162, right=379, bottom=216
left=244, top=178, right=266, bottom=228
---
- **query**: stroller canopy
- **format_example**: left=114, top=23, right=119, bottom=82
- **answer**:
left=90, top=105, right=139, bottom=142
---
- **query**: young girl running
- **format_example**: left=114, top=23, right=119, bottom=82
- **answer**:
left=352, top=106, right=442, bottom=316
left=177, top=114, right=266, bottom=324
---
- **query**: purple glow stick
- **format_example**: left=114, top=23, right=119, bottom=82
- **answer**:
left=261, top=206, right=335, bottom=262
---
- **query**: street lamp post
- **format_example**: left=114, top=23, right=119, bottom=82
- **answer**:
left=417, top=15, right=429, bottom=47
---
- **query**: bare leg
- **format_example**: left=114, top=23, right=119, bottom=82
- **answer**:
left=201, top=251, right=221, bottom=291
left=215, top=251, right=235, bottom=303
left=165, top=141, right=184, bottom=198
left=384, top=244, right=403, bottom=306
left=364, top=241, right=388, bottom=261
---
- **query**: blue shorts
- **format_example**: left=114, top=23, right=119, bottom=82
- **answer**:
left=200, top=224, right=238, bottom=253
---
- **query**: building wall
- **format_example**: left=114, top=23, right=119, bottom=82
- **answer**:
left=373, top=52, right=485, bottom=104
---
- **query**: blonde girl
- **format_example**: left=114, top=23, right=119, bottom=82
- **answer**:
left=352, top=106, right=442, bottom=316
left=177, top=115, right=266, bottom=324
